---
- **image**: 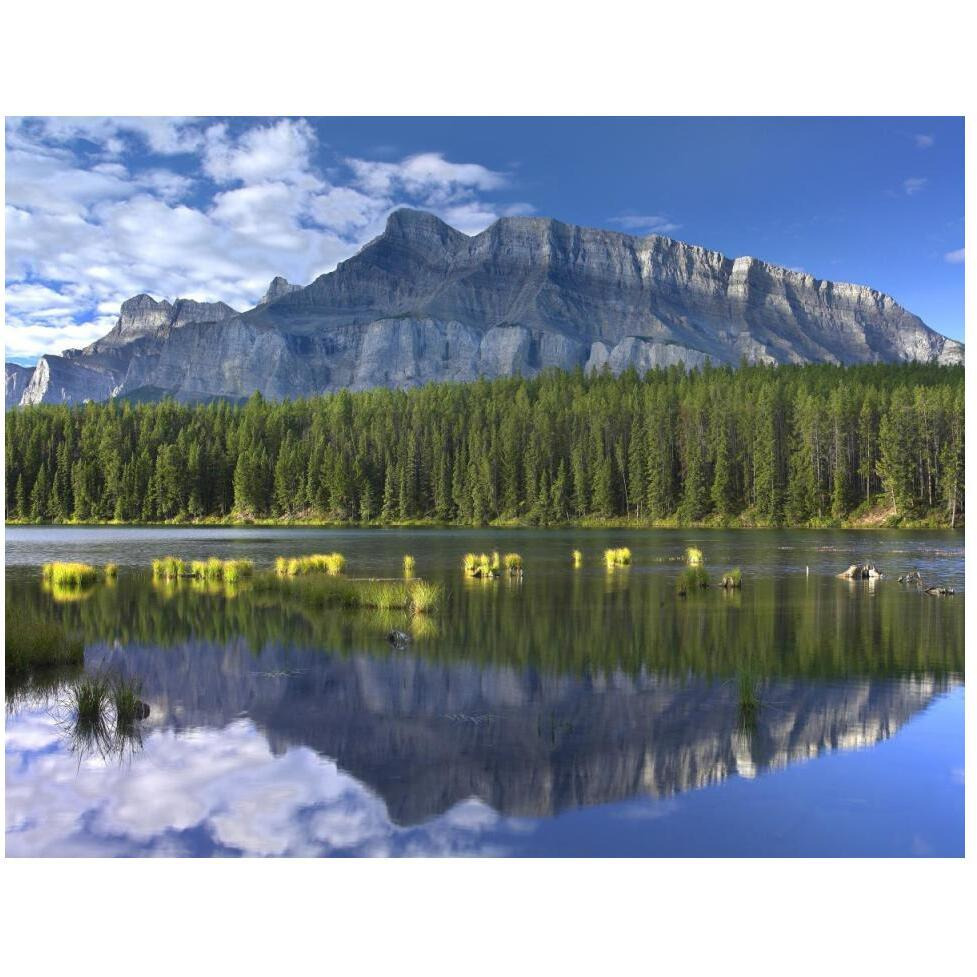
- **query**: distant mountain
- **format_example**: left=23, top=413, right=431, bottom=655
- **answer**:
left=6, top=209, right=964, bottom=407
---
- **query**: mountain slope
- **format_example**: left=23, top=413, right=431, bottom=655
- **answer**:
left=6, top=209, right=964, bottom=406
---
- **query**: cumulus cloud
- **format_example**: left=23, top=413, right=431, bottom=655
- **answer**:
left=5, top=117, right=533, bottom=362
left=4, top=710, right=520, bottom=857
left=608, top=214, right=681, bottom=234
left=944, top=248, right=964, bottom=263
left=914, top=133, right=935, bottom=149
left=903, top=177, right=928, bottom=196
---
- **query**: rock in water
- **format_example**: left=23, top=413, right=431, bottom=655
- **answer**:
left=7, top=209, right=964, bottom=406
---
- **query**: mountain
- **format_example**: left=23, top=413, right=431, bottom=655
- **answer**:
left=6, top=209, right=964, bottom=407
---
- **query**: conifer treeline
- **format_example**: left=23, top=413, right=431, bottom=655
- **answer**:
left=4, top=363, right=965, bottom=527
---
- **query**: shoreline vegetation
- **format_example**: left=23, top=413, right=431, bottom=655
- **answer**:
left=5, top=364, right=964, bottom=530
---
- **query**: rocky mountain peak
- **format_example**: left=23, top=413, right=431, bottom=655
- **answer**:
left=259, top=276, right=301, bottom=306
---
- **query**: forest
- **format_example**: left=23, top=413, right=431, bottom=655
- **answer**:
left=4, top=362, right=965, bottom=528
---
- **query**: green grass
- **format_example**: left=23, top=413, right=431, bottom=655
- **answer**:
left=275, top=553, right=345, bottom=576
left=738, top=673, right=761, bottom=731
left=571, top=549, right=583, bottom=568
left=685, top=547, right=704, bottom=566
left=111, top=676, right=144, bottom=728
left=503, top=553, right=523, bottom=573
left=152, top=556, right=187, bottom=579
left=463, top=552, right=500, bottom=578
left=720, top=568, right=742, bottom=588
left=409, top=580, right=442, bottom=613
left=676, top=565, right=710, bottom=594
left=41, top=562, right=98, bottom=587
left=604, top=547, right=632, bottom=568
left=103, top=563, right=118, bottom=578
left=5, top=606, right=84, bottom=677
left=403, top=554, right=416, bottom=576
left=72, top=673, right=112, bottom=724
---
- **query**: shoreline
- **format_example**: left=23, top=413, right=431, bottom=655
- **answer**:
left=5, top=516, right=962, bottom=532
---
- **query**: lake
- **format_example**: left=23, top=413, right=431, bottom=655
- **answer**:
left=4, top=526, right=964, bottom=857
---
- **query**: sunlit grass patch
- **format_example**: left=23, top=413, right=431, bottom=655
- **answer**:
left=571, top=549, right=583, bottom=568
left=502, top=553, right=523, bottom=574
left=463, top=553, right=500, bottom=578
left=41, top=562, right=98, bottom=587
left=275, top=553, right=346, bottom=576
left=409, top=580, right=442, bottom=613
left=685, top=546, right=704, bottom=566
left=604, top=547, right=632, bottom=568
left=103, top=563, right=118, bottom=579
left=152, top=556, right=187, bottom=579
left=403, top=554, right=416, bottom=577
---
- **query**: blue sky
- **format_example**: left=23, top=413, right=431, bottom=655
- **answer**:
left=5, top=116, right=964, bottom=365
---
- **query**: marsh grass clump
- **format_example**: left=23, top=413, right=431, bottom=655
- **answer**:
left=503, top=553, right=523, bottom=575
left=221, top=559, right=254, bottom=582
left=152, top=556, right=187, bottom=580
left=720, top=568, right=742, bottom=589
left=571, top=549, right=583, bottom=568
left=409, top=580, right=442, bottom=614
left=41, top=562, right=98, bottom=587
left=403, top=554, right=416, bottom=577
left=738, top=673, right=762, bottom=731
left=111, top=676, right=145, bottom=729
left=686, top=547, right=704, bottom=566
left=276, top=553, right=346, bottom=576
left=103, top=563, right=118, bottom=579
left=5, top=606, right=84, bottom=678
left=463, top=553, right=499, bottom=578
left=676, top=565, right=710, bottom=595
left=604, top=547, right=632, bottom=568
left=72, top=673, right=111, bottom=724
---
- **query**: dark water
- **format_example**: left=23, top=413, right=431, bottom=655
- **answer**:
left=5, top=527, right=964, bottom=857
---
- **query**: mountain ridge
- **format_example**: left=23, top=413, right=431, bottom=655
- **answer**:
left=6, top=208, right=964, bottom=407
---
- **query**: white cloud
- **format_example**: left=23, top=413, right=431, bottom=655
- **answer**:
left=203, top=119, right=318, bottom=186
left=914, top=133, right=934, bottom=149
left=4, top=118, right=533, bottom=362
left=349, top=151, right=507, bottom=201
left=903, top=177, right=928, bottom=196
left=944, top=248, right=964, bottom=263
left=4, top=709, right=519, bottom=857
left=608, top=214, right=681, bottom=234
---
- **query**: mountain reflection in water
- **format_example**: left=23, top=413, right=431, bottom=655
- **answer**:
left=4, top=543, right=964, bottom=856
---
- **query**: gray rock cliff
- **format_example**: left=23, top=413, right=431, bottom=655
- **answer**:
left=7, top=209, right=963, bottom=406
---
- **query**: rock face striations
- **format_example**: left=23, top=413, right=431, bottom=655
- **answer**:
left=6, top=209, right=964, bottom=406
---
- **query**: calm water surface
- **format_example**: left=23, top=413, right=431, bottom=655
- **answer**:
left=5, top=527, right=965, bottom=856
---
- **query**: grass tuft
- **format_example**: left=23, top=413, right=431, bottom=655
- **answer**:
left=103, top=563, right=118, bottom=579
left=676, top=565, right=710, bottom=594
left=571, top=549, right=583, bottom=568
left=403, top=554, right=416, bottom=577
left=604, top=547, right=632, bottom=568
left=276, top=553, right=345, bottom=576
left=463, top=553, right=500, bottom=578
left=152, top=556, right=187, bottom=579
left=503, top=553, right=523, bottom=574
left=685, top=547, right=704, bottom=566
left=41, top=562, right=98, bottom=587
left=720, top=568, right=742, bottom=588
